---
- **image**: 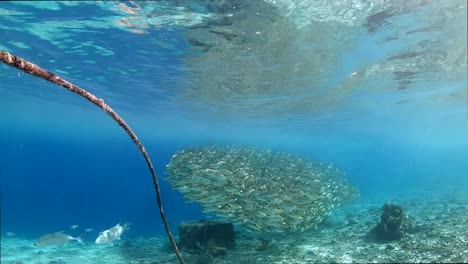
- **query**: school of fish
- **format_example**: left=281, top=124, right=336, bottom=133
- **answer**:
left=166, top=145, right=359, bottom=232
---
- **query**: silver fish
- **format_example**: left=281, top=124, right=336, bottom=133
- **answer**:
left=95, top=223, right=129, bottom=245
left=34, top=231, right=83, bottom=247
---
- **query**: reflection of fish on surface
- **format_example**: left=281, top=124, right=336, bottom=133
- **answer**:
left=34, top=231, right=84, bottom=247
left=95, top=223, right=129, bottom=245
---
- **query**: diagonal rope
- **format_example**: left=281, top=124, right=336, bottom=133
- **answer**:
left=0, top=50, right=185, bottom=264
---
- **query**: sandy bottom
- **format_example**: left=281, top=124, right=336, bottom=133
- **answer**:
left=2, top=190, right=468, bottom=264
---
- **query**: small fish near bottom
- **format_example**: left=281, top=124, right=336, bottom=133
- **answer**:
left=95, top=223, right=129, bottom=245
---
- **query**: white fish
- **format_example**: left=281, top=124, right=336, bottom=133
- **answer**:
left=6, top=232, right=16, bottom=237
left=95, top=223, right=129, bottom=245
left=69, top=224, right=79, bottom=229
left=85, top=228, right=95, bottom=233
left=34, top=231, right=84, bottom=247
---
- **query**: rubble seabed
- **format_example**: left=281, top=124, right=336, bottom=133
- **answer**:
left=1, top=192, right=467, bottom=264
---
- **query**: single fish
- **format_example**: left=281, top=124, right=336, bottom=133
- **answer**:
left=95, top=223, right=129, bottom=245
left=6, top=232, right=16, bottom=237
left=34, top=231, right=84, bottom=247
left=69, top=224, right=79, bottom=230
left=85, top=228, right=95, bottom=233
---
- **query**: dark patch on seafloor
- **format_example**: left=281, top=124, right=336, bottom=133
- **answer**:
left=367, top=202, right=419, bottom=241
left=138, top=194, right=468, bottom=264
left=8, top=194, right=465, bottom=264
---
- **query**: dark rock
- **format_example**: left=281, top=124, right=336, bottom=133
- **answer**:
left=178, top=219, right=235, bottom=253
left=371, top=203, right=406, bottom=241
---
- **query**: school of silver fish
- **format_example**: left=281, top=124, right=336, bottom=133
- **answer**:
left=166, top=145, right=359, bottom=232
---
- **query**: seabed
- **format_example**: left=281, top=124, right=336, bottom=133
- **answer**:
left=2, top=191, right=467, bottom=264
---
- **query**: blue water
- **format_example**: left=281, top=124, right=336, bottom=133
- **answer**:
left=2, top=112, right=466, bottom=238
left=0, top=0, right=467, bottom=249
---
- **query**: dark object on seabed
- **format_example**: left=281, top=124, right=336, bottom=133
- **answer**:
left=179, top=220, right=235, bottom=255
left=372, top=203, right=406, bottom=241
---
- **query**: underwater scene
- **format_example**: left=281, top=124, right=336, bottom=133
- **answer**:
left=0, top=1, right=467, bottom=264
